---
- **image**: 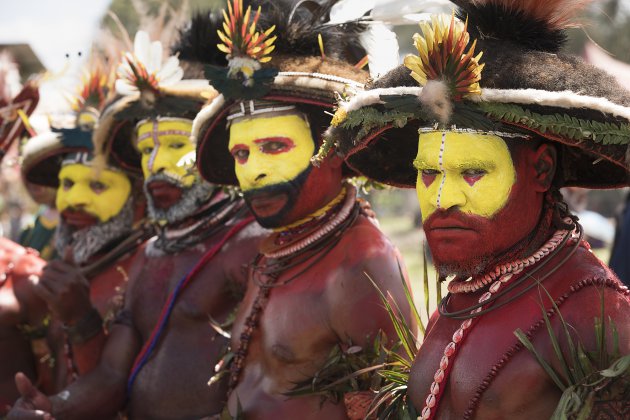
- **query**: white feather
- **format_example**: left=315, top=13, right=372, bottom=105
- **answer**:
left=133, top=31, right=150, bottom=67
left=328, top=0, right=376, bottom=25
left=360, top=23, right=400, bottom=78
left=148, top=40, right=163, bottom=74
left=370, top=0, right=452, bottom=24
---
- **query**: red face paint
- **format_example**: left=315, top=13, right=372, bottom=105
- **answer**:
left=421, top=169, right=439, bottom=188
left=253, top=137, right=296, bottom=155
left=230, top=144, right=250, bottom=164
left=423, top=149, right=544, bottom=278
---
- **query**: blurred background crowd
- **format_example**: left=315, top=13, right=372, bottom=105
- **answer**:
left=1, top=0, right=628, bottom=287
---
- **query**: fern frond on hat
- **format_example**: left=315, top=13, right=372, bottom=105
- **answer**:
left=187, top=0, right=402, bottom=186
left=320, top=0, right=630, bottom=189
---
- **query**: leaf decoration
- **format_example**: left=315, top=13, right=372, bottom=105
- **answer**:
left=480, top=102, right=630, bottom=145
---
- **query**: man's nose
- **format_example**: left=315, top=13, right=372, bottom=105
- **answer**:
left=436, top=175, right=466, bottom=211
left=66, top=185, right=90, bottom=207
left=148, top=148, right=171, bottom=173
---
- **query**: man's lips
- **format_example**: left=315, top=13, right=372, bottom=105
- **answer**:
left=424, top=213, right=479, bottom=236
left=62, top=210, right=98, bottom=229
left=247, top=191, right=288, bottom=218
left=147, top=181, right=183, bottom=209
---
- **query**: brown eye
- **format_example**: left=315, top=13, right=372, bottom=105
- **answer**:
left=462, top=169, right=487, bottom=177
left=61, top=179, right=74, bottom=190
left=261, top=141, right=287, bottom=153
left=90, top=181, right=107, bottom=193
left=141, top=147, right=154, bottom=155
left=422, top=169, right=440, bottom=176
left=170, top=143, right=185, bottom=150
left=233, top=149, right=249, bottom=162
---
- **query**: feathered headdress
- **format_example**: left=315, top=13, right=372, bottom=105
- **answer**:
left=320, top=0, right=630, bottom=189
left=187, top=0, right=402, bottom=186
left=93, top=29, right=216, bottom=175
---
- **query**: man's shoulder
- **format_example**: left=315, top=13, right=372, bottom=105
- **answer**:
left=542, top=244, right=629, bottom=332
left=339, top=214, right=397, bottom=259
left=548, top=244, right=623, bottom=292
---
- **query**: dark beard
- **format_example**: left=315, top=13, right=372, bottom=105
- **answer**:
left=144, top=173, right=215, bottom=225
left=435, top=256, right=490, bottom=279
left=242, top=166, right=311, bottom=229
left=55, top=197, right=135, bottom=265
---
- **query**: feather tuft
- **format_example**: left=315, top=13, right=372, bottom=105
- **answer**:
left=172, top=10, right=229, bottom=68
left=419, top=79, right=452, bottom=124
left=256, top=0, right=367, bottom=65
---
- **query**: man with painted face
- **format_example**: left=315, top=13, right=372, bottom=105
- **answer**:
left=324, top=1, right=630, bottom=418
left=19, top=67, right=153, bottom=386
left=192, top=1, right=413, bottom=418
left=8, top=30, right=264, bottom=419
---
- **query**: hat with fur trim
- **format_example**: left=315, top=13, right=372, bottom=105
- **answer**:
left=319, top=0, right=630, bottom=189
left=187, top=0, right=397, bottom=186
left=93, top=30, right=217, bottom=175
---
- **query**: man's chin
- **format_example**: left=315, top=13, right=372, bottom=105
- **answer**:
left=243, top=187, right=293, bottom=229
left=432, top=250, right=490, bottom=279
left=248, top=193, right=289, bottom=220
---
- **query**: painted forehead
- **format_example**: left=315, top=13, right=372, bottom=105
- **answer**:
left=136, top=118, right=194, bottom=144
left=228, top=111, right=312, bottom=140
left=61, top=151, right=122, bottom=173
left=415, top=131, right=513, bottom=164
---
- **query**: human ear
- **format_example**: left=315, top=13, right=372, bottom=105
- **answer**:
left=532, top=143, right=557, bottom=191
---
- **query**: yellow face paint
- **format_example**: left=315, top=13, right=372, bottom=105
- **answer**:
left=228, top=113, right=315, bottom=192
left=136, top=119, right=196, bottom=187
left=414, top=131, right=516, bottom=220
left=56, top=164, right=131, bottom=222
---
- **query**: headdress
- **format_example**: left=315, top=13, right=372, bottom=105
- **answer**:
left=22, top=57, right=115, bottom=188
left=188, top=0, right=397, bottom=185
left=320, top=0, right=630, bottom=189
left=93, top=30, right=216, bottom=174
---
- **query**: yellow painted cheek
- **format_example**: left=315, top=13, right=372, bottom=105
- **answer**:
left=136, top=119, right=196, bottom=187
left=56, top=165, right=131, bottom=222
left=229, top=114, right=315, bottom=192
left=416, top=172, right=440, bottom=222
left=414, top=132, right=515, bottom=220
left=150, top=144, right=196, bottom=187
left=92, top=171, right=131, bottom=222
left=459, top=172, right=512, bottom=217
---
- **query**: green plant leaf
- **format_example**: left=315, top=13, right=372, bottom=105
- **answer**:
left=515, top=328, right=567, bottom=390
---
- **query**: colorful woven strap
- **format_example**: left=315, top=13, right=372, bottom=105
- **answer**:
left=127, top=216, right=254, bottom=394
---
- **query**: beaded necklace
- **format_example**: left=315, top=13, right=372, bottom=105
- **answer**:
left=228, top=188, right=360, bottom=392
left=420, top=224, right=577, bottom=420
